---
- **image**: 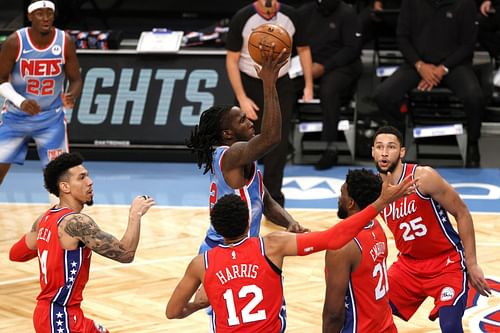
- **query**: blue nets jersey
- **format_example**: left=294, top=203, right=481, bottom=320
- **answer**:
left=205, top=146, right=264, bottom=245
left=5, top=27, right=66, bottom=115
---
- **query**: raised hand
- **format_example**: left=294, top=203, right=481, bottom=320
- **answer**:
left=255, top=44, right=288, bottom=83
left=372, top=172, right=418, bottom=211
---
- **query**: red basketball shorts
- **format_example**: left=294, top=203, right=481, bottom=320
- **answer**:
left=388, top=250, right=468, bottom=321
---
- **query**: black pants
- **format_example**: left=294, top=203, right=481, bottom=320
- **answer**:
left=239, top=72, right=295, bottom=205
left=373, top=63, right=484, bottom=143
left=318, top=60, right=363, bottom=142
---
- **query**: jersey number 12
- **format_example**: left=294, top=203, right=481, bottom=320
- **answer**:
left=223, top=284, right=266, bottom=326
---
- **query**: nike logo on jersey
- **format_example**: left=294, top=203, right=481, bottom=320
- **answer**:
left=22, top=49, right=34, bottom=54
left=446, top=256, right=455, bottom=266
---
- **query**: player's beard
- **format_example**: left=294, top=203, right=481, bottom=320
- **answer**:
left=375, top=159, right=398, bottom=175
left=86, top=198, right=94, bottom=206
left=337, top=204, right=348, bottom=219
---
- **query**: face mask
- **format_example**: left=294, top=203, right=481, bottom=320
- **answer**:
left=316, top=0, right=341, bottom=15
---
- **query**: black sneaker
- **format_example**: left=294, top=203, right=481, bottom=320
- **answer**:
left=314, top=149, right=338, bottom=170
left=465, top=143, right=480, bottom=168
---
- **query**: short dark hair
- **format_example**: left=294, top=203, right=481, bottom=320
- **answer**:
left=43, top=152, right=84, bottom=197
left=373, top=125, right=404, bottom=146
left=345, top=168, right=382, bottom=210
left=210, top=194, right=249, bottom=239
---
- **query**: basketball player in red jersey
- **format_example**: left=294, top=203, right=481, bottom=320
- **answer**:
left=323, top=169, right=397, bottom=333
left=372, top=126, right=491, bottom=333
left=9, top=152, right=155, bottom=333
left=166, top=172, right=415, bottom=332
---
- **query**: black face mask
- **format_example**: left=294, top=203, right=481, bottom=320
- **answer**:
left=316, top=0, right=341, bottom=15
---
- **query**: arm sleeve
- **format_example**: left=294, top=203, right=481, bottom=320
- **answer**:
left=296, top=205, right=378, bottom=255
left=9, top=235, right=37, bottom=262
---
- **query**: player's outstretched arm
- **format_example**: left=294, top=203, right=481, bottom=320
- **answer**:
left=223, top=47, right=289, bottom=171
left=297, top=173, right=416, bottom=255
left=62, top=196, right=155, bottom=263
left=166, top=255, right=208, bottom=319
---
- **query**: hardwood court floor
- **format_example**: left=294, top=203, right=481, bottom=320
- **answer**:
left=1, top=204, right=498, bottom=332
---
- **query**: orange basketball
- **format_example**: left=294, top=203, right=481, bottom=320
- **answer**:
left=248, top=23, right=292, bottom=65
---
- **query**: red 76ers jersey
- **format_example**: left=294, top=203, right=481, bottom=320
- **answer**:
left=36, top=207, right=92, bottom=308
left=380, top=163, right=464, bottom=259
left=203, top=237, right=286, bottom=333
left=341, top=220, right=396, bottom=333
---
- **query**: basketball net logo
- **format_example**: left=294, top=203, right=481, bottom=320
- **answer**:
left=464, top=276, right=500, bottom=332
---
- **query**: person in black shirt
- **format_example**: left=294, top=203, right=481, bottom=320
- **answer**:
left=358, top=0, right=401, bottom=46
left=478, top=0, right=500, bottom=59
left=298, top=0, right=363, bottom=170
left=372, top=0, right=484, bottom=168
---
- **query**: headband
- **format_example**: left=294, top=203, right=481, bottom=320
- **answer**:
left=28, top=1, right=55, bottom=14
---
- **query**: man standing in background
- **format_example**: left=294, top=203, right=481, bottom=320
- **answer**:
left=226, top=0, right=314, bottom=207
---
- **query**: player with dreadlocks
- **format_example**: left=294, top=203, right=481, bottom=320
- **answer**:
left=187, top=45, right=309, bottom=256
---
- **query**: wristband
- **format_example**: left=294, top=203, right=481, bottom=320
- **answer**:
left=0, top=82, right=26, bottom=109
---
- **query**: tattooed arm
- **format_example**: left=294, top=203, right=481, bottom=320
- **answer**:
left=62, top=196, right=155, bottom=263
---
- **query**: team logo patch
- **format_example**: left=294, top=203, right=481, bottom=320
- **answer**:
left=52, top=45, right=62, bottom=56
left=440, top=286, right=455, bottom=301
